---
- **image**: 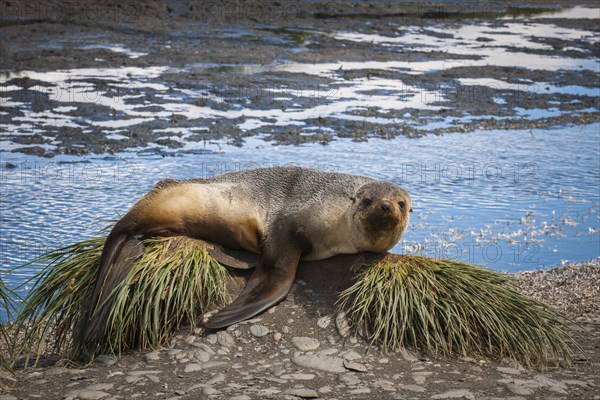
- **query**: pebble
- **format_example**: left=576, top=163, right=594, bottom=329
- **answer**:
left=206, top=372, right=226, bottom=384
left=401, top=384, right=426, bottom=393
left=0, top=396, right=17, bottom=400
left=194, top=349, right=211, bottom=362
left=285, top=388, right=319, bottom=398
left=497, top=367, right=523, bottom=375
left=339, top=372, right=361, bottom=386
left=349, top=388, right=371, bottom=394
left=94, top=355, right=117, bottom=366
left=317, top=316, right=332, bottom=329
left=280, top=373, right=316, bottom=380
left=217, top=331, right=236, bottom=348
left=292, top=354, right=347, bottom=373
left=77, top=391, right=110, bottom=400
left=335, top=312, right=351, bottom=337
left=292, top=337, right=320, bottom=351
left=145, top=351, right=161, bottom=361
left=184, top=363, right=202, bottom=373
left=343, top=360, right=367, bottom=372
left=373, top=379, right=395, bottom=391
left=342, top=350, right=362, bottom=361
left=249, top=324, right=269, bottom=337
left=431, top=389, right=475, bottom=399
left=273, top=332, right=282, bottom=341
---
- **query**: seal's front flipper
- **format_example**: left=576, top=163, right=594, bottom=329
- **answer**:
left=205, top=244, right=301, bottom=329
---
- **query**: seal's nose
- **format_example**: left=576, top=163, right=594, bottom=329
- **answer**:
left=380, top=201, right=391, bottom=212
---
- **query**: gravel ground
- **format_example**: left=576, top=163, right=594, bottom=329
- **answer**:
left=515, top=258, right=600, bottom=323
left=1, top=258, right=598, bottom=400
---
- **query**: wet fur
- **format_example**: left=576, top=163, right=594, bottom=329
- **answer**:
left=82, top=167, right=411, bottom=341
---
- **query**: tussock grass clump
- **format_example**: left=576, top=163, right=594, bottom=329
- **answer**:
left=339, top=254, right=581, bottom=369
left=15, top=235, right=229, bottom=364
left=1, top=278, right=16, bottom=373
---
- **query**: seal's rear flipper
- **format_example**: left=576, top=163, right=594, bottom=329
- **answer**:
left=208, top=246, right=259, bottom=270
left=205, top=244, right=301, bottom=329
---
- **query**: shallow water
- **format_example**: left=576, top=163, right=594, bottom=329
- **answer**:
left=1, top=123, right=598, bottom=304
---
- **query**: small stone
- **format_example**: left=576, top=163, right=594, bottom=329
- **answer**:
left=217, top=331, right=235, bottom=348
left=250, top=324, right=269, bottom=337
left=318, top=386, right=332, bottom=394
left=292, top=354, right=346, bottom=373
left=146, top=351, right=161, bottom=362
left=317, top=316, right=331, bottom=329
left=378, top=357, right=389, bottom=364
left=505, top=383, right=534, bottom=396
left=399, top=347, right=419, bottom=362
left=205, top=334, right=218, bottom=345
left=206, top=373, right=226, bottom=385
left=342, top=350, right=362, bottom=361
left=185, top=335, right=196, bottom=344
left=373, top=379, right=396, bottom=391
left=174, top=389, right=186, bottom=395
left=194, top=349, right=211, bottom=363
left=401, top=384, right=426, bottom=393
left=203, top=387, right=219, bottom=396
left=339, top=372, right=361, bottom=386
left=184, top=363, right=202, bottom=373
left=349, top=388, right=371, bottom=394
left=0, top=395, right=18, bottom=400
left=431, top=389, right=475, bottom=399
left=292, top=337, right=320, bottom=351
left=77, top=391, right=109, bottom=400
left=285, top=388, right=319, bottom=398
left=335, top=312, right=351, bottom=337
left=497, top=367, right=523, bottom=375
left=273, top=332, right=282, bottom=341
left=280, top=373, right=316, bottom=380
left=94, top=355, right=117, bottom=366
left=343, top=360, right=367, bottom=372
left=229, top=396, right=251, bottom=400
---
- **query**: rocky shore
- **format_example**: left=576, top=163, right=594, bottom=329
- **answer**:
left=1, top=259, right=598, bottom=400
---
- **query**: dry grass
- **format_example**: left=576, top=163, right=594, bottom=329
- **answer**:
left=339, top=254, right=582, bottom=369
left=13, top=235, right=230, bottom=365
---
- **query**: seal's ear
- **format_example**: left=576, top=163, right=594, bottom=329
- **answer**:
left=350, top=196, right=356, bottom=202
left=410, top=208, right=413, bottom=213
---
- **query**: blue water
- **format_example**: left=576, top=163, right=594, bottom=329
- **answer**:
left=1, top=123, right=599, bottom=313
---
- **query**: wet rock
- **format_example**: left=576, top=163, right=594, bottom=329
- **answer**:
left=431, top=389, right=475, bottom=399
left=292, top=337, right=320, bottom=351
left=249, top=324, right=269, bottom=337
left=292, top=353, right=346, bottom=373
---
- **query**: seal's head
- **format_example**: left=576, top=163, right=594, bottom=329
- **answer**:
left=351, top=181, right=412, bottom=252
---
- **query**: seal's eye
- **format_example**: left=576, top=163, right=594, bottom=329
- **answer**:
left=362, top=198, right=372, bottom=206
left=398, top=200, right=405, bottom=209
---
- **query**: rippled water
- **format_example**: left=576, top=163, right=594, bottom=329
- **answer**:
left=1, top=124, right=599, bottom=305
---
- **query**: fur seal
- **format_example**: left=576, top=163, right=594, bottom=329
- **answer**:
left=83, top=166, right=412, bottom=341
